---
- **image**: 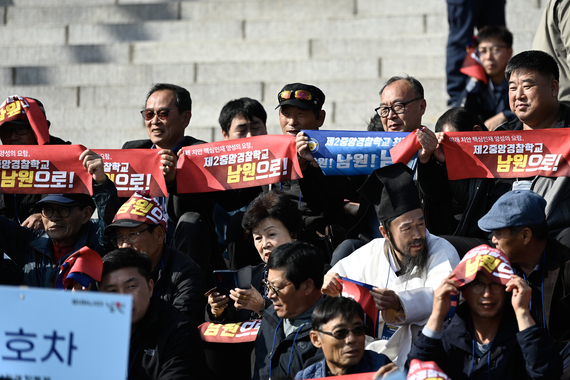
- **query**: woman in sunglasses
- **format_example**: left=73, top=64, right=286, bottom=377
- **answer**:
left=295, top=296, right=395, bottom=379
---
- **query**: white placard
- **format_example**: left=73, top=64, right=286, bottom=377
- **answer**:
left=0, top=285, right=132, bottom=380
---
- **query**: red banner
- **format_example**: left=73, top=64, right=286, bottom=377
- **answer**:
left=198, top=320, right=261, bottom=343
left=390, top=129, right=570, bottom=180
left=176, top=135, right=302, bottom=193
left=309, top=373, right=376, bottom=380
left=338, top=278, right=379, bottom=338
left=0, top=145, right=92, bottom=194
left=94, top=149, right=166, bottom=198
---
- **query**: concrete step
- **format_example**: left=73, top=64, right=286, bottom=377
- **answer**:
left=181, top=0, right=356, bottom=22
left=0, top=45, right=129, bottom=67
left=68, top=20, right=244, bottom=45
left=196, top=59, right=381, bottom=84
left=13, top=64, right=196, bottom=86
left=5, top=3, right=180, bottom=26
left=311, top=36, right=447, bottom=60
left=356, top=0, right=445, bottom=15
left=131, top=40, right=310, bottom=64
left=0, top=25, right=66, bottom=46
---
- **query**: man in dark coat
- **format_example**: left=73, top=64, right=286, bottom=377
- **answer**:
left=99, top=248, right=209, bottom=380
left=408, top=245, right=562, bottom=379
left=104, top=191, right=206, bottom=324
left=253, top=241, right=325, bottom=380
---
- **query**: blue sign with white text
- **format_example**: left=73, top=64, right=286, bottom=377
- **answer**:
left=302, top=130, right=417, bottom=176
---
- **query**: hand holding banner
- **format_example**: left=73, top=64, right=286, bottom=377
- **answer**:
left=302, top=130, right=415, bottom=176
left=176, top=135, right=302, bottom=193
left=390, top=129, right=570, bottom=180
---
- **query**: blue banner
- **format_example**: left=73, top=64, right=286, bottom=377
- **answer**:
left=302, top=130, right=417, bottom=176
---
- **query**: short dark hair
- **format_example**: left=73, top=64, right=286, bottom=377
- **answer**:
left=367, top=113, right=383, bottom=131
left=242, top=190, right=302, bottom=239
left=311, top=296, right=364, bottom=332
left=267, top=241, right=324, bottom=289
left=509, top=221, right=549, bottom=242
left=146, top=83, right=192, bottom=113
left=505, top=50, right=559, bottom=82
left=435, top=107, right=488, bottom=132
left=101, top=248, right=152, bottom=283
left=477, top=25, right=513, bottom=48
left=380, top=75, right=424, bottom=99
left=218, top=97, right=267, bottom=135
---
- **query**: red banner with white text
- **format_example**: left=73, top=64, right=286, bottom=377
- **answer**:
left=0, top=145, right=92, bottom=194
left=199, top=320, right=261, bottom=343
left=94, top=149, right=166, bottom=197
left=391, top=129, right=570, bottom=180
left=176, top=135, right=302, bottom=193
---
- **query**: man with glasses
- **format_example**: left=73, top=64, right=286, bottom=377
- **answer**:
left=0, top=96, right=71, bottom=229
left=453, top=26, right=514, bottom=131
left=376, top=75, right=426, bottom=133
left=252, top=241, right=325, bottom=380
left=294, top=296, right=395, bottom=379
left=123, top=83, right=255, bottom=287
left=104, top=191, right=206, bottom=324
left=0, top=149, right=119, bottom=287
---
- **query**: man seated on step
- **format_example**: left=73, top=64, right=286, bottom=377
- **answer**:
left=104, top=191, right=206, bottom=324
left=0, top=149, right=119, bottom=287
left=278, top=82, right=362, bottom=258
left=122, top=83, right=257, bottom=287
left=252, top=240, right=325, bottom=380
left=99, top=248, right=210, bottom=380
left=0, top=95, right=71, bottom=228
left=215, top=97, right=267, bottom=270
left=416, top=50, right=570, bottom=249
left=322, top=163, right=460, bottom=369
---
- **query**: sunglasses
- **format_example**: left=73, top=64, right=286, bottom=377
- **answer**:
left=140, top=108, right=172, bottom=121
left=0, top=125, right=31, bottom=138
left=278, top=90, right=314, bottom=103
left=318, top=325, right=366, bottom=340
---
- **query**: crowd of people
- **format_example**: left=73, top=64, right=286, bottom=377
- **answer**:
left=2, top=20, right=570, bottom=379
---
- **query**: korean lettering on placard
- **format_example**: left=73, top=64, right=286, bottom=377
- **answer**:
left=0, top=159, right=76, bottom=189
left=203, top=320, right=261, bottom=339
left=0, top=100, right=22, bottom=122
left=116, top=197, right=164, bottom=225
left=470, top=142, right=562, bottom=173
left=2, top=328, right=77, bottom=366
left=200, top=148, right=289, bottom=184
left=321, top=136, right=400, bottom=171
left=104, top=162, right=151, bottom=192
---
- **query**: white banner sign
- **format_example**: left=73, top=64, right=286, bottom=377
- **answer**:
left=0, top=286, right=132, bottom=380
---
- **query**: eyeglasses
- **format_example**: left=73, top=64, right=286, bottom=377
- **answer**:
left=0, top=125, right=31, bottom=138
left=262, top=279, right=293, bottom=297
left=375, top=97, right=422, bottom=118
left=278, top=90, right=314, bottom=102
left=476, top=45, right=508, bottom=56
left=41, top=206, right=73, bottom=219
left=140, top=108, right=172, bottom=121
left=468, top=280, right=505, bottom=294
left=111, top=227, right=150, bottom=247
left=318, top=325, right=366, bottom=340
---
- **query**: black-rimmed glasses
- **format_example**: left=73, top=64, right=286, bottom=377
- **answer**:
left=375, top=97, right=422, bottom=118
left=318, top=325, right=366, bottom=340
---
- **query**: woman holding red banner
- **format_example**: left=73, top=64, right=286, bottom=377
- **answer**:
left=204, top=190, right=302, bottom=380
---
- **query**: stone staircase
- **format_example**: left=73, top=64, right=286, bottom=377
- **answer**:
left=0, top=0, right=546, bottom=148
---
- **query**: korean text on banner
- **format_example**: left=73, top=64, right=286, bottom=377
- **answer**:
left=176, top=135, right=302, bottom=193
left=0, top=145, right=92, bottom=195
left=94, top=149, right=167, bottom=197
left=198, top=320, right=261, bottom=343
left=0, top=286, right=132, bottom=380
left=301, top=130, right=416, bottom=176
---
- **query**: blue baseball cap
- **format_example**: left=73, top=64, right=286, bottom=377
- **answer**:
left=34, top=193, right=95, bottom=211
left=478, top=190, right=547, bottom=232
